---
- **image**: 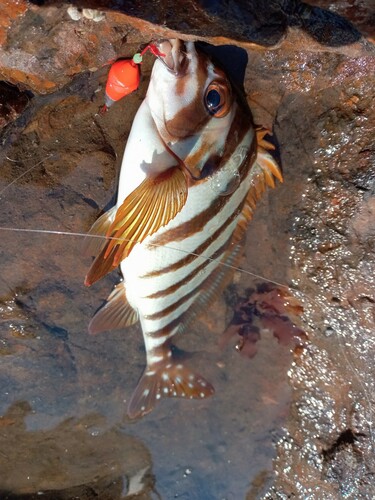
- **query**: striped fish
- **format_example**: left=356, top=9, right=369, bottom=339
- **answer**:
left=84, top=39, right=282, bottom=419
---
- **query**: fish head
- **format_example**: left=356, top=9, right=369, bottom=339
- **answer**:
left=147, top=39, right=254, bottom=180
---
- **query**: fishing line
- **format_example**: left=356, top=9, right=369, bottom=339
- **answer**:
left=0, top=154, right=55, bottom=199
left=2, top=197, right=372, bottom=452
left=1, top=91, right=372, bottom=445
left=8, top=224, right=370, bottom=435
left=0, top=226, right=292, bottom=291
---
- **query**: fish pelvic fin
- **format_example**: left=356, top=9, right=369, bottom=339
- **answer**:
left=84, top=167, right=188, bottom=286
left=127, top=357, right=214, bottom=419
left=88, top=281, right=138, bottom=334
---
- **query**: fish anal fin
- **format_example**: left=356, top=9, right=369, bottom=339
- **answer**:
left=127, top=360, right=214, bottom=419
left=105, top=167, right=188, bottom=267
left=88, top=281, right=138, bottom=335
left=83, top=206, right=117, bottom=258
left=178, top=243, right=244, bottom=335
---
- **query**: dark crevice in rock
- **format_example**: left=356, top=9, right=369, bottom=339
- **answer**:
left=0, top=82, right=33, bottom=130
left=322, top=429, right=366, bottom=462
left=73, top=0, right=362, bottom=46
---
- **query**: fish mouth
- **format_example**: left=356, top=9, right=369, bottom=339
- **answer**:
left=153, top=39, right=188, bottom=76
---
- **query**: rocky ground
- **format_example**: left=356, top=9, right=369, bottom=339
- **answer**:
left=0, top=1, right=374, bottom=498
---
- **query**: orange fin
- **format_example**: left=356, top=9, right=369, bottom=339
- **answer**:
left=88, top=281, right=138, bottom=334
left=107, top=166, right=188, bottom=265
left=85, top=245, right=118, bottom=287
left=231, top=147, right=282, bottom=237
left=83, top=206, right=117, bottom=258
left=256, top=148, right=283, bottom=184
left=84, top=167, right=188, bottom=286
left=127, top=361, right=214, bottom=419
left=256, top=127, right=276, bottom=151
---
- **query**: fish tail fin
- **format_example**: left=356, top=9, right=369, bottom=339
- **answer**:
left=127, top=358, right=214, bottom=419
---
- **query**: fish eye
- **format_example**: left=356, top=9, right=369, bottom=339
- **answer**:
left=204, top=81, right=231, bottom=118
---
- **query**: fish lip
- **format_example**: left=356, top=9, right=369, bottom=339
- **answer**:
left=153, top=39, right=188, bottom=76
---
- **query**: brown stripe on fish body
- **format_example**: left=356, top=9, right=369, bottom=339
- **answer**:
left=152, top=128, right=254, bottom=248
left=153, top=189, right=230, bottom=246
left=143, top=182, right=249, bottom=278
left=146, top=311, right=189, bottom=339
left=144, top=184, right=247, bottom=279
left=145, top=240, right=229, bottom=300
left=144, top=241, right=235, bottom=340
left=144, top=278, right=205, bottom=321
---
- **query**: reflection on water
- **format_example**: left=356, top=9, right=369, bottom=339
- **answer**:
left=0, top=403, right=155, bottom=499
left=0, top=245, right=298, bottom=498
left=0, top=71, right=299, bottom=499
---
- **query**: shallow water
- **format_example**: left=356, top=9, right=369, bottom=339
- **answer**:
left=1, top=33, right=374, bottom=497
left=0, top=68, right=301, bottom=499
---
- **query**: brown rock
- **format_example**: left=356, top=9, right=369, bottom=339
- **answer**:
left=0, top=1, right=374, bottom=498
left=0, top=0, right=28, bottom=46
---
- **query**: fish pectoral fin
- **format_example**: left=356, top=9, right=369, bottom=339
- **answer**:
left=106, top=166, right=188, bottom=267
left=127, top=360, right=214, bottom=419
left=84, top=167, right=188, bottom=287
left=83, top=206, right=117, bottom=258
left=88, top=281, right=138, bottom=335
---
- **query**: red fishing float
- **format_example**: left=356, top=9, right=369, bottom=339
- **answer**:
left=104, top=58, right=140, bottom=108
left=103, top=44, right=165, bottom=111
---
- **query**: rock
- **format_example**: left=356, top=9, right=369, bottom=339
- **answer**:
left=0, top=0, right=369, bottom=94
left=0, top=1, right=374, bottom=498
left=0, top=0, right=28, bottom=46
left=0, top=403, right=154, bottom=497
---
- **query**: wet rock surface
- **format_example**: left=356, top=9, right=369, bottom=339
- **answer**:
left=0, top=1, right=374, bottom=498
left=0, top=402, right=154, bottom=498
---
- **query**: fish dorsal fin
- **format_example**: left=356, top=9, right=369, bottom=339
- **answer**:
left=256, top=127, right=276, bottom=151
left=83, top=206, right=117, bottom=258
left=84, top=167, right=188, bottom=286
left=231, top=145, right=283, bottom=246
left=178, top=146, right=282, bottom=333
left=127, top=361, right=214, bottom=419
left=88, top=281, right=138, bottom=334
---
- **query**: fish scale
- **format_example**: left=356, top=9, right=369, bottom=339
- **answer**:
left=85, top=39, right=282, bottom=419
